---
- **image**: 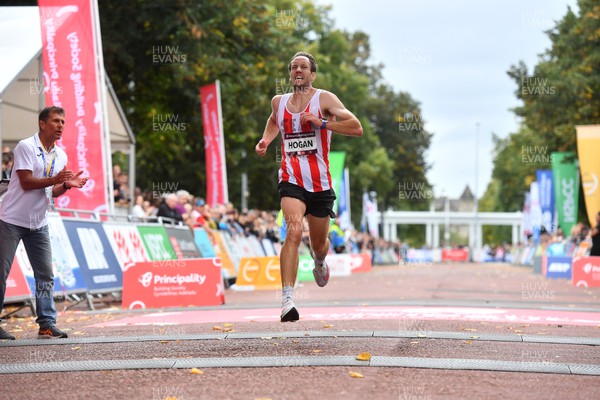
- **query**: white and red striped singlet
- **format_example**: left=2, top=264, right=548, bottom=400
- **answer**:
left=277, top=89, right=332, bottom=192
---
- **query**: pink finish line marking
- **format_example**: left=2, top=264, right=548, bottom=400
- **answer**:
left=89, top=306, right=600, bottom=327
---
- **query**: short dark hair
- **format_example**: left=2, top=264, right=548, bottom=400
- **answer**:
left=39, top=106, right=65, bottom=123
left=288, top=51, right=317, bottom=73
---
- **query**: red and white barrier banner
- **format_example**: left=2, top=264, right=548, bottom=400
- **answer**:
left=38, top=0, right=108, bottom=213
left=322, top=254, right=352, bottom=277
left=5, top=257, right=32, bottom=301
left=103, top=223, right=149, bottom=270
left=348, top=253, right=372, bottom=273
left=122, top=258, right=224, bottom=309
left=572, top=256, right=600, bottom=288
left=200, top=81, right=228, bottom=206
left=442, top=248, right=469, bottom=262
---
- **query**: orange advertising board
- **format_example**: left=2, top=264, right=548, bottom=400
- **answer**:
left=235, top=256, right=281, bottom=290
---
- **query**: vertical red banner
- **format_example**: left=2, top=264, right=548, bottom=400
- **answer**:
left=38, top=0, right=108, bottom=213
left=200, top=81, right=228, bottom=206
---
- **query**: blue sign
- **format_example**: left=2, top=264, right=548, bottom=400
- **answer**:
left=536, top=170, right=555, bottom=232
left=63, top=220, right=123, bottom=293
left=194, top=228, right=216, bottom=257
left=546, top=256, right=572, bottom=279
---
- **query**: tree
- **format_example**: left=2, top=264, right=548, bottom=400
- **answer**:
left=483, top=0, right=600, bottom=242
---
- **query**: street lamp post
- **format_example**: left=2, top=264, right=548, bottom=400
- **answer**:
left=473, top=122, right=480, bottom=262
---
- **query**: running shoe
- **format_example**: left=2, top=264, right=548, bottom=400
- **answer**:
left=310, top=249, right=330, bottom=287
left=280, top=297, right=299, bottom=322
left=0, top=327, right=15, bottom=340
left=38, top=326, right=68, bottom=339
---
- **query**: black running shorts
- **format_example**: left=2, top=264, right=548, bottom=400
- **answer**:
left=278, top=182, right=337, bottom=218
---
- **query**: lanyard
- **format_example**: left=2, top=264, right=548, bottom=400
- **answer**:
left=39, top=146, right=57, bottom=178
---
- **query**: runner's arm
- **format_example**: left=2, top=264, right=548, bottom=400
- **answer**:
left=256, top=96, right=282, bottom=157
left=319, top=91, right=363, bottom=136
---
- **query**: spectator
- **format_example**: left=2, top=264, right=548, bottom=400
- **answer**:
left=2, top=152, right=13, bottom=180
left=156, top=193, right=183, bottom=223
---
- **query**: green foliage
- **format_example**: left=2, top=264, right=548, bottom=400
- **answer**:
left=482, top=0, right=600, bottom=243
left=99, top=0, right=433, bottom=234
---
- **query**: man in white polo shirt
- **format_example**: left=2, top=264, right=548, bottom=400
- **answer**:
left=0, top=106, right=88, bottom=340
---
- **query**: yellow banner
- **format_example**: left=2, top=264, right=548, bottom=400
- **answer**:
left=236, top=257, right=281, bottom=290
left=576, top=125, right=600, bottom=227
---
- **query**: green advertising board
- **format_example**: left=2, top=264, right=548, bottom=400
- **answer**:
left=137, top=225, right=177, bottom=261
left=298, top=255, right=315, bottom=282
left=551, top=152, right=579, bottom=235
left=329, top=151, right=346, bottom=217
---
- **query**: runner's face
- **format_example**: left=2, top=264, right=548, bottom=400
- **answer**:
left=289, top=57, right=315, bottom=88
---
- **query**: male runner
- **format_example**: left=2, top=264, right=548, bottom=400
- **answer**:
left=255, top=51, right=363, bottom=322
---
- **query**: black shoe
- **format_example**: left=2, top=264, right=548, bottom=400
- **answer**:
left=38, top=326, right=68, bottom=339
left=0, top=327, right=16, bottom=340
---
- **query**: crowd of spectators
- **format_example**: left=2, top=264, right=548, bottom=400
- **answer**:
left=115, top=179, right=401, bottom=261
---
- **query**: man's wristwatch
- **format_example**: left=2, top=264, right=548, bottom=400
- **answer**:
left=320, top=120, right=327, bottom=130
left=63, top=182, right=70, bottom=190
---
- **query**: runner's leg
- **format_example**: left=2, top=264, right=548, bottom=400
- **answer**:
left=280, top=197, right=306, bottom=287
left=307, top=215, right=331, bottom=262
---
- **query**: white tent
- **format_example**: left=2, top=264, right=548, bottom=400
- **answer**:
left=0, top=7, right=136, bottom=212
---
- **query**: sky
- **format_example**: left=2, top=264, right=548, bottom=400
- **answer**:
left=314, top=0, right=579, bottom=199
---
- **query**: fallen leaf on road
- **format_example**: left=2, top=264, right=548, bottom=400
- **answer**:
left=261, top=337, right=272, bottom=340
left=410, top=341, right=419, bottom=344
left=223, top=328, right=233, bottom=332
left=292, top=340, right=299, bottom=343
left=470, top=336, right=480, bottom=339
left=514, top=330, right=523, bottom=333
left=463, top=328, right=477, bottom=332
left=312, top=349, right=322, bottom=353
left=323, top=324, right=334, bottom=329
left=465, top=340, right=471, bottom=345
left=71, top=346, right=81, bottom=350
left=416, top=334, right=427, bottom=338
left=73, top=331, right=86, bottom=335
left=159, top=341, right=169, bottom=344
left=349, top=371, right=364, bottom=378
left=190, top=368, right=203, bottom=375
left=212, top=326, right=223, bottom=331
left=356, top=352, right=371, bottom=361
left=224, top=323, right=233, bottom=327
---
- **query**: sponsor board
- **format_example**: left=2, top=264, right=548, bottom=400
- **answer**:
left=4, top=255, right=32, bottom=302
left=572, top=256, right=600, bottom=288
left=122, top=258, right=224, bottom=309
left=441, top=248, right=469, bottom=262
left=47, top=213, right=88, bottom=292
left=137, top=226, right=177, bottom=261
left=298, top=253, right=371, bottom=282
left=235, top=257, right=281, bottom=290
left=164, top=226, right=202, bottom=259
left=103, top=223, right=149, bottom=270
left=212, top=232, right=237, bottom=277
left=545, top=256, right=572, bottom=279
left=193, top=228, right=216, bottom=258
left=63, top=220, right=123, bottom=293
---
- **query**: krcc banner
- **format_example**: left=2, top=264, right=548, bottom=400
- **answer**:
left=551, top=152, right=579, bottom=236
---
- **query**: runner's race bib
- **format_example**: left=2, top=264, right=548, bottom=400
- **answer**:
left=284, top=131, right=317, bottom=156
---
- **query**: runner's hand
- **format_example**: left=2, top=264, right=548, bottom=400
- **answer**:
left=300, top=112, right=321, bottom=128
left=255, top=139, right=269, bottom=157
